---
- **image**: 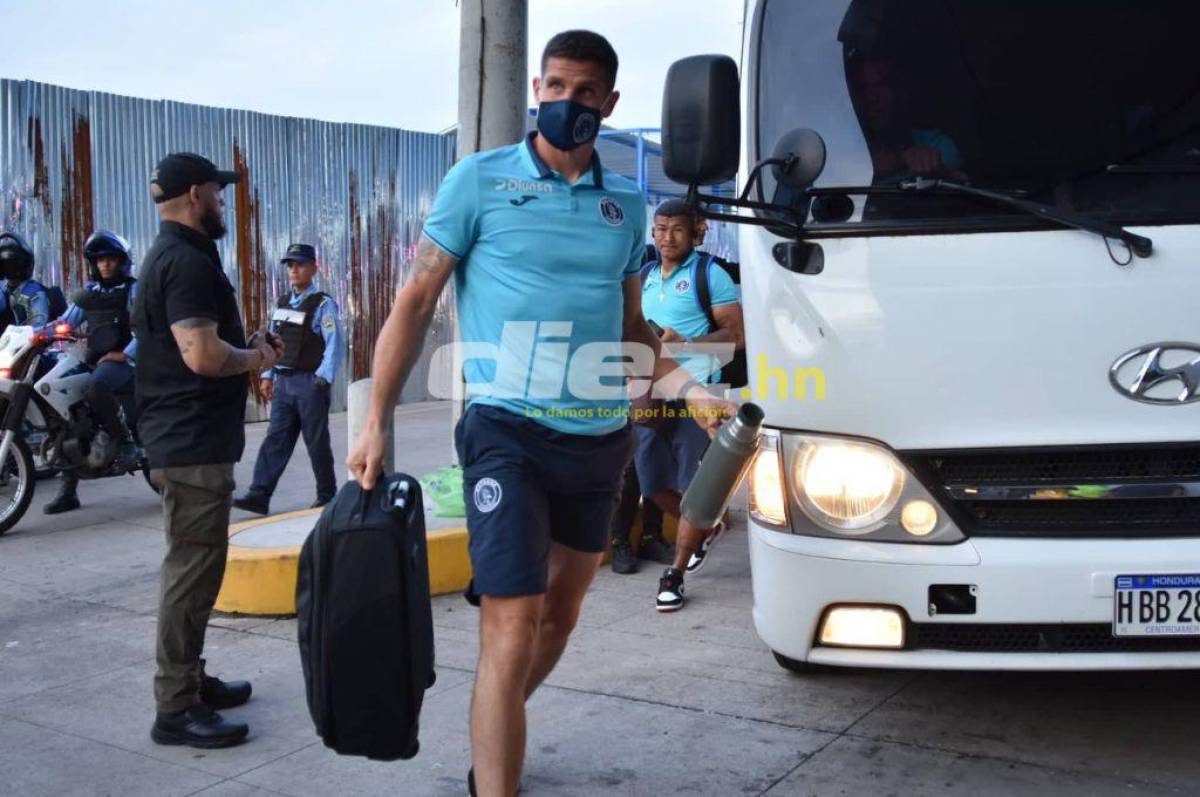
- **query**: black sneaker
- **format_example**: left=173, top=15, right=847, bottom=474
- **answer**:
left=611, top=541, right=639, bottom=574
left=198, top=659, right=252, bottom=710
left=637, top=534, right=675, bottom=565
left=311, top=496, right=334, bottom=509
left=656, top=568, right=685, bottom=612
left=232, top=492, right=270, bottom=515
left=686, top=522, right=726, bottom=575
left=150, top=704, right=248, bottom=749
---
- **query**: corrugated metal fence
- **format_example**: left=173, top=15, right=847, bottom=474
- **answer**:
left=0, top=78, right=458, bottom=415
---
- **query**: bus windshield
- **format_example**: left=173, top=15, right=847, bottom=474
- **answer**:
left=755, top=0, right=1200, bottom=229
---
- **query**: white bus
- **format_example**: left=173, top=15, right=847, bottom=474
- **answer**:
left=662, top=0, right=1200, bottom=671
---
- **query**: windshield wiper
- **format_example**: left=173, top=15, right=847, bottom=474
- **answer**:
left=897, top=177, right=1153, bottom=259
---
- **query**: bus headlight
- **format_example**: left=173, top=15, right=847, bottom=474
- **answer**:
left=795, top=440, right=904, bottom=532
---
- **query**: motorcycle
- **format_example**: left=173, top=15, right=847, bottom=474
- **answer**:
left=0, top=323, right=156, bottom=536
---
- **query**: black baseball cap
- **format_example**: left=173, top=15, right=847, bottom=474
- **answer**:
left=281, top=243, right=317, bottom=264
left=150, top=152, right=241, bottom=203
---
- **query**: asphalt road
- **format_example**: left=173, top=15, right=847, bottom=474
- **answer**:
left=0, top=402, right=1193, bottom=796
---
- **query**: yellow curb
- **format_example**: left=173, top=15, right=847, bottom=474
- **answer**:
left=215, top=506, right=678, bottom=616
left=214, top=508, right=319, bottom=616
left=214, top=507, right=475, bottom=616
left=426, top=525, right=473, bottom=595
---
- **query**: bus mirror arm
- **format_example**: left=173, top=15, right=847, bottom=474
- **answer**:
left=739, top=156, right=796, bottom=202
left=684, top=184, right=808, bottom=239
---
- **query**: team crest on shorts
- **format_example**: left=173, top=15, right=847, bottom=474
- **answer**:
left=599, top=197, right=625, bottom=226
left=474, top=477, right=503, bottom=513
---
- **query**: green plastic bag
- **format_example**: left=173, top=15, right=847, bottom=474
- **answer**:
left=419, top=466, right=466, bottom=518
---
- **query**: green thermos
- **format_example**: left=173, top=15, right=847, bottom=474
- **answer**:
left=680, top=403, right=765, bottom=528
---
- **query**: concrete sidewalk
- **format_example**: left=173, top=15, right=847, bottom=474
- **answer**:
left=0, top=401, right=1195, bottom=796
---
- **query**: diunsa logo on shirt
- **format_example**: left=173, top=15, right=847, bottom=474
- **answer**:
left=493, top=178, right=553, bottom=193
left=599, top=197, right=625, bottom=226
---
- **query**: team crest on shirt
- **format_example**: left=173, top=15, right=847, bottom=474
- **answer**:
left=599, top=197, right=625, bottom=226
left=675, top=278, right=691, bottom=294
left=474, top=477, right=503, bottom=513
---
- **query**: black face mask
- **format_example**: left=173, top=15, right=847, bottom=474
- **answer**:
left=200, top=205, right=227, bottom=240
left=536, top=99, right=602, bottom=151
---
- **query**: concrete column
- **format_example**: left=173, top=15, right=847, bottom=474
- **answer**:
left=451, top=0, right=529, bottom=458
left=347, top=378, right=393, bottom=480
left=457, top=0, right=529, bottom=159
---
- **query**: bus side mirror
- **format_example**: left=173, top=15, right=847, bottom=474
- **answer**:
left=662, top=55, right=740, bottom=186
left=772, top=128, right=826, bottom=189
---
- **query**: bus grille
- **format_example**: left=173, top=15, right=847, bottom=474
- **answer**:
left=901, top=444, right=1200, bottom=537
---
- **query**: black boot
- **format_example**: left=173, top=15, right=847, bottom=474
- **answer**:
left=611, top=540, right=639, bottom=574
left=43, top=475, right=80, bottom=515
left=150, top=704, right=248, bottom=749
left=637, top=533, right=676, bottom=565
left=198, top=658, right=252, bottom=710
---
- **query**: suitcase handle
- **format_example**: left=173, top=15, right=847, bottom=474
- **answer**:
left=383, top=479, right=412, bottom=513
left=350, top=476, right=416, bottom=522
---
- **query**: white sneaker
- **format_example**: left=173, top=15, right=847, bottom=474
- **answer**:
left=685, top=522, right=726, bottom=574
left=656, top=568, right=685, bottom=612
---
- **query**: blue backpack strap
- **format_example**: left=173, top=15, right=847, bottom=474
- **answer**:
left=638, top=260, right=657, bottom=285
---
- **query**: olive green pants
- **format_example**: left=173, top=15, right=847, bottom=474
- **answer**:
left=151, top=463, right=235, bottom=714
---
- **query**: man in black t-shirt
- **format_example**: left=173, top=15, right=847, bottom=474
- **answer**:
left=134, top=153, right=283, bottom=749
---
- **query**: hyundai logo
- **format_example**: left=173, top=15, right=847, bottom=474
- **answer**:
left=1109, top=343, right=1200, bottom=405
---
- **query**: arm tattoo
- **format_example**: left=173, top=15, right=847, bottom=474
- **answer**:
left=171, top=317, right=256, bottom=376
left=411, top=238, right=457, bottom=280
left=215, top=347, right=256, bottom=377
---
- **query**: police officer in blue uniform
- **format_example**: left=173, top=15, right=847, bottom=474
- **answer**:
left=44, top=230, right=142, bottom=514
left=233, top=243, right=342, bottom=514
left=0, top=232, right=50, bottom=331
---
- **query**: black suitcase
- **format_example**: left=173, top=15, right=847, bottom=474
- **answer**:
left=296, top=474, right=436, bottom=760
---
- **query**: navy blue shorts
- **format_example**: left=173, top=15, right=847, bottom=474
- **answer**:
left=455, top=404, right=635, bottom=598
left=634, top=404, right=711, bottom=496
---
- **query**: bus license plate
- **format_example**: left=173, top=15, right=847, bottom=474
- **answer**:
left=1113, top=575, right=1200, bottom=637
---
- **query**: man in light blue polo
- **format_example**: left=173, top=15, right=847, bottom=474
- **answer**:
left=638, top=199, right=744, bottom=612
left=346, top=30, right=733, bottom=797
